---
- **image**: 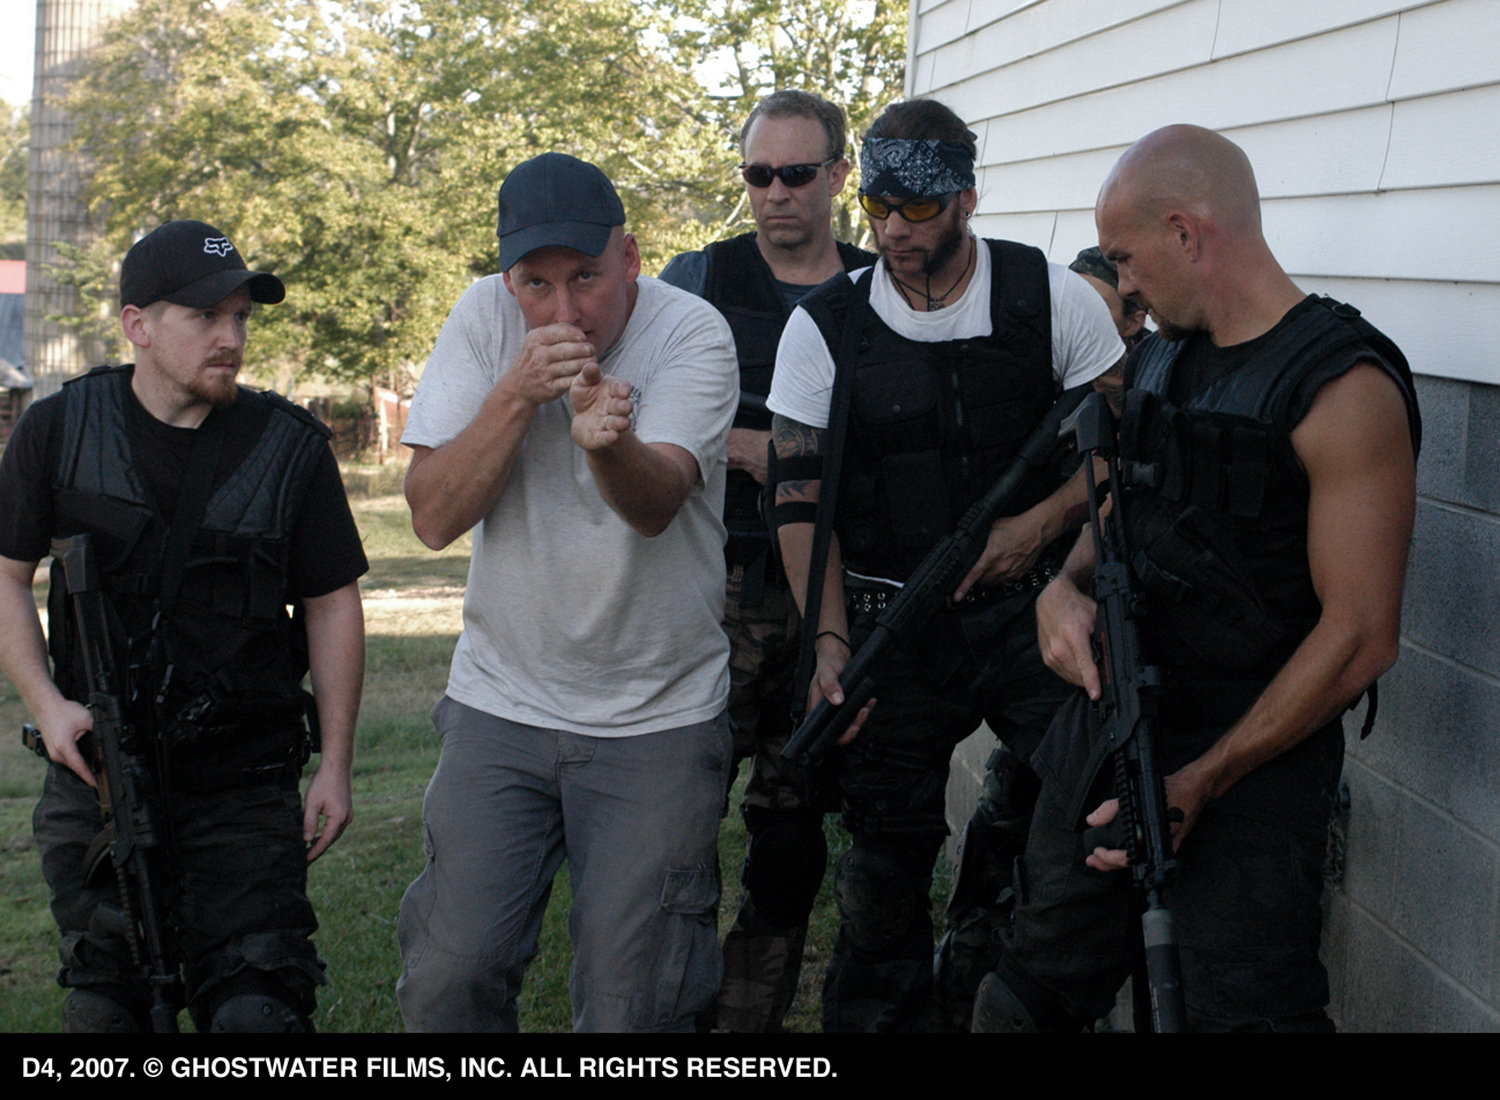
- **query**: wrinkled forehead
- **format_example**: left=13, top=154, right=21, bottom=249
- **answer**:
left=743, top=114, right=831, bottom=162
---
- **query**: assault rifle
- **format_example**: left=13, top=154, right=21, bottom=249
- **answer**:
left=23, top=534, right=180, bottom=1032
left=780, top=384, right=1092, bottom=768
left=1067, top=391, right=1187, bottom=1033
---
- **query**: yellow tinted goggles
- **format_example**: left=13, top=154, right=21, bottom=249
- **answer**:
left=858, top=192, right=954, bottom=223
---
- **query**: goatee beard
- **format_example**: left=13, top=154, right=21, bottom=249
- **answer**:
left=193, top=370, right=241, bottom=407
left=923, top=221, right=966, bottom=278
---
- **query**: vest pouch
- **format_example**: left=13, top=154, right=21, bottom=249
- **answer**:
left=1131, top=504, right=1288, bottom=672
left=951, top=353, right=1049, bottom=452
left=723, top=469, right=765, bottom=531
left=48, top=492, right=154, bottom=703
left=879, top=450, right=954, bottom=560
left=851, top=359, right=942, bottom=455
left=724, top=525, right=771, bottom=567
left=179, top=535, right=291, bottom=621
left=161, top=681, right=312, bottom=793
left=836, top=469, right=882, bottom=560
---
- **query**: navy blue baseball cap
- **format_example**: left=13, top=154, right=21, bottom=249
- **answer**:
left=497, top=153, right=626, bottom=271
left=120, top=220, right=285, bottom=309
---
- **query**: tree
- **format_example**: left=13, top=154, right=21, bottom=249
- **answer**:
left=62, top=0, right=906, bottom=388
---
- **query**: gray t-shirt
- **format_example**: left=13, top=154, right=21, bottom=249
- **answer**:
left=404, top=275, right=738, bottom=736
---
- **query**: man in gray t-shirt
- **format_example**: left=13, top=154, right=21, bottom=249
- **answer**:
left=396, top=153, right=738, bottom=1032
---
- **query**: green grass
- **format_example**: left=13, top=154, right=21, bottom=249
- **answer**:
left=0, top=479, right=949, bottom=1032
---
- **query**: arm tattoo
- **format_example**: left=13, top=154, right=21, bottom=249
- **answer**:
left=771, top=413, right=824, bottom=505
left=772, top=413, right=824, bottom=459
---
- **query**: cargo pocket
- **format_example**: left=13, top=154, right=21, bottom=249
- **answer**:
left=646, top=866, right=722, bottom=1030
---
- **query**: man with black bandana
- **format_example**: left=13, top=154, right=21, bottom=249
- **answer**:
left=661, top=90, right=874, bottom=1033
left=0, top=219, right=367, bottom=1032
left=766, top=98, right=1120, bottom=1031
left=972, top=125, right=1419, bottom=1033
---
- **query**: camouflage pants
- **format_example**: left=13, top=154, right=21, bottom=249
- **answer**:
left=822, top=591, right=1070, bottom=1033
left=716, top=561, right=831, bottom=1032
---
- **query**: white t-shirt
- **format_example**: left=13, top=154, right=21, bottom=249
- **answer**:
left=767, top=243, right=1122, bottom=428
left=404, top=275, right=738, bottom=737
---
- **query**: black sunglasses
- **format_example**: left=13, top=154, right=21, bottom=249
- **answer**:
left=739, top=158, right=836, bottom=189
left=858, top=192, right=955, bottom=223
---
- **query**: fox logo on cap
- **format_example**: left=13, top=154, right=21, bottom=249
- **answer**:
left=203, top=237, right=235, bottom=257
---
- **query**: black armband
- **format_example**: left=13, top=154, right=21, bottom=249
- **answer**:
left=772, top=500, right=819, bottom=528
left=773, top=454, right=823, bottom=482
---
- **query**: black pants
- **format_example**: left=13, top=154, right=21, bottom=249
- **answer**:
left=1005, top=693, right=1342, bottom=1031
left=822, top=590, right=1071, bottom=1032
left=34, top=761, right=323, bottom=1028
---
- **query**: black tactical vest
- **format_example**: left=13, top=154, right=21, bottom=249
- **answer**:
left=803, top=239, right=1055, bottom=581
left=1117, top=296, right=1419, bottom=692
left=703, top=233, right=875, bottom=538
left=48, top=366, right=331, bottom=737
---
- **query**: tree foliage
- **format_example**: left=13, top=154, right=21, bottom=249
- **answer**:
left=658, top=0, right=907, bottom=244
left=0, top=100, right=26, bottom=255
left=64, top=0, right=906, bottom=387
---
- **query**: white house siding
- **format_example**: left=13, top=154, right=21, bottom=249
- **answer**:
left=912, top=0, right=1500, bottom=1031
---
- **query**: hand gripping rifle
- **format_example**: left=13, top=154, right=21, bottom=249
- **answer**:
left=780, top=383, right=1093, bottom=768
left=23, top=534, right=180, bottom=1032
left=1067, top=391, right=1187, bottom=1033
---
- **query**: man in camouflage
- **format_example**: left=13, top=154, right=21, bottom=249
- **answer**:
left=661, top=89, right=874, bottom=1030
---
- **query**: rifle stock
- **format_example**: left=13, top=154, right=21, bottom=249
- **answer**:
left=781, top=384, right=1092, bottom=767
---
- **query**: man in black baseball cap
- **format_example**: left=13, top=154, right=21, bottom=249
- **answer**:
left=495, top=152, right=626, bottom=272
left=1069, top=245, right=1148, bottom=350
left=120, top=219, right=285, bottom=309
left=399, top=152, right=741, bottom=1032
left=0, top=218, right=367, bottom=1031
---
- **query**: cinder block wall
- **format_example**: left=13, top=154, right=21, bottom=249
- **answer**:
left=1326, top=375, right=1500, bottom=1031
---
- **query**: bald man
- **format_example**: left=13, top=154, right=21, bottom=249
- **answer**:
left=972, top=125, right=1421, bottom=1032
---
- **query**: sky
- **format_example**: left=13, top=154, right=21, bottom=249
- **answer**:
left=1, top=2, right=35, bottom=108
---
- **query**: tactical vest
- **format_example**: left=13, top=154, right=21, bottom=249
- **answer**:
left=47, top=366, right=331, bottom=747
left=803, top=239, right=1055, bottom=581
left=1117, top=296, right=1419, bottom=696
left=703, top=233, right=875, bottom=539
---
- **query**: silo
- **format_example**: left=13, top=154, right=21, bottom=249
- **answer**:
left=25, top=0, right=130, bottom=398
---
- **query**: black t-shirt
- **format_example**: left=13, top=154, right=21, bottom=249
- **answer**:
left=1162, top=296, right=1356, bottom=431
left=0, top=370, right=368, bottom=598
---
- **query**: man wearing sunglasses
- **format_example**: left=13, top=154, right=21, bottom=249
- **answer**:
left=661, top=90, right=874, bottom=1033
left=766, top=98, right=1122, bottom=1031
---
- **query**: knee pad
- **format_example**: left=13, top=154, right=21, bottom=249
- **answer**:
left=63, top=988, right=147, bottom=1034
left=743, top=810, right=827, bottom=927
left=971, top=961, right=1077, bottom=1034
left=210, top=993, right=313, bottom=1033
left=979, top=746, right=1042, bottom=832
left=833, top=847, right=921, bottom=956
left=203, top=972, right=315, bottom=1034
left=971, top=970, right=1040, bottom=1033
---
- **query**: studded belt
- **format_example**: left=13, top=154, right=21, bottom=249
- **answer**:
left=844, top=561, right=1057, bottom=616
